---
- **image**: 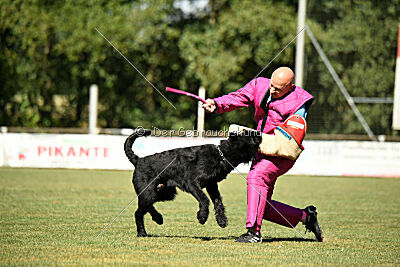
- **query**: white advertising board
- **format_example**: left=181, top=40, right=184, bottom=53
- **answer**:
left=1, top=133, right=130, bottom=170
left=290, top=140, right=400, bottom=177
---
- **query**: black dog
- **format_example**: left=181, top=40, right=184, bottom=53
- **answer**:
left=124, top=128, right=262, bottom=237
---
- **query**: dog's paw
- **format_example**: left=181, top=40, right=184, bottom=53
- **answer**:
left=137, top=231, right=148, bottom=237
left=152, top=213, right=163, bottom=225
left=216, top=214, right=227, bottom=228
left=197, top=210, right=209, bottom=224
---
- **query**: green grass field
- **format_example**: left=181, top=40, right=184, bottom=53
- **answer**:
left=1, top=168, right=399, bottom=265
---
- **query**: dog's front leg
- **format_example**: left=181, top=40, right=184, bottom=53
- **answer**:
left=187, top=185, right=210, bottom=224
left=206, top=182, right=227, bottom=228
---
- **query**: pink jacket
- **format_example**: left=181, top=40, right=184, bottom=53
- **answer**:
left=213, top=78, right=313, bottom=134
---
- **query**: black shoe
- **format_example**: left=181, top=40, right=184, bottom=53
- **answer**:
left=303, top=205, right=323, bottom=242
left=235, top=230, right=262, bottom=243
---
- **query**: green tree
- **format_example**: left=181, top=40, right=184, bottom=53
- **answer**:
left=305, top=0, right=400, bottom=135
left=1, top=0, right=399, bottom=137
left=179, top=0, right=297, bottom=130
left=0, top=0, right=193, bottom=129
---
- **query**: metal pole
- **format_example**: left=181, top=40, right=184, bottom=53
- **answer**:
left=0, top=127, right=9, bottom=167
left=197, top=86, right=205, bottom=137
left=392, top=24, right=400, bottom=130
left=305, top=24, right=377, bottom=141
left=89, top=84, right=98, bottom=134
left=295, top=0, right=306, bottom=87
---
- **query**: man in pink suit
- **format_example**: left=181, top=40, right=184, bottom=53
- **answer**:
left=203, top=67, right=323, bottom=243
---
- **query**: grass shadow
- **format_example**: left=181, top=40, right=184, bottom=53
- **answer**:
left=147, top=234, right=316, bottom=242
left=147, top=234, right=237, bottom=241
left=262, top=237, right=316, bottom=243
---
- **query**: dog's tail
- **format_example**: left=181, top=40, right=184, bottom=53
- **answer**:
left=124, top=128, right=152, bottom=166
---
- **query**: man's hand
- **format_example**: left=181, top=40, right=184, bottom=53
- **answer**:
left=203, top=99, right=217, bottom=113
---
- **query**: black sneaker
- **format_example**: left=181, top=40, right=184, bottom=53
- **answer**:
left=235, top=230, right=262, bottom=243
left=303, top=205, right=323, bottom=242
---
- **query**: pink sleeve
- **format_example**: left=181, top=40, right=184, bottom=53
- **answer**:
left=212, top=79, right=256, bottom=114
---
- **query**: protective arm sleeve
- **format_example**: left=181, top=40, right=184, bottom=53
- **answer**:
left=257, top=104, right=309, bottom=160
left=229, top=124, right=304, bottom=161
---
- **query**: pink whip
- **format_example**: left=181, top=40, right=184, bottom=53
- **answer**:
left=166, top=87, right=207, bottom=103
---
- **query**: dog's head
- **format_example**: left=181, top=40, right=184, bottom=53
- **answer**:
left=223, top=129, right=262, bottom=163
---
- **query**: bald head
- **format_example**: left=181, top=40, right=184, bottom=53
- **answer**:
left=270, top=67, right=295, bottom=98
left=271, top=67, right=294, bottom=84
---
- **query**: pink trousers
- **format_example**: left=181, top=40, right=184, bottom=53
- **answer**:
left=246, top=153, right=303, bottom=231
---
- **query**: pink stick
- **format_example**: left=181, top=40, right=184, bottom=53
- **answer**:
left=166, top=87, right=206, bottom=103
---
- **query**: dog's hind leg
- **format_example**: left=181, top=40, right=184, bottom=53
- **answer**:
left=135, top=205, right=148, bottom=237
left=187, top=184, right=210, bottom=225
left=206, top=182, right=227, bottom=228
left=135, top=189, right=157, bottom=237
left=148, top=205, right=163, bottom=225
left=147, top=185, right=178, bottom=225
left=146, top=185, right=178, bottom=226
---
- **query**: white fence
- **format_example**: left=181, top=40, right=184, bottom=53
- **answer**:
left=1, top=133, right=400, bottom=177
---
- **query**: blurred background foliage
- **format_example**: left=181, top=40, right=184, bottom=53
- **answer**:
left=1, top=0, right=399, bottom=135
